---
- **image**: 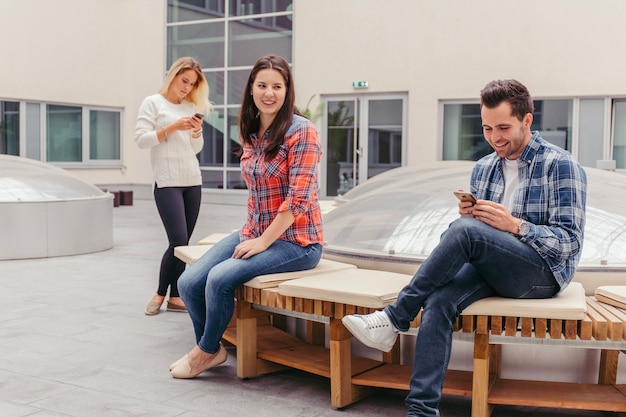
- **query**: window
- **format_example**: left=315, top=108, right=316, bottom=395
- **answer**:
left=47, top=105, right=82, bottom=162
left=442, top=97, right=626, bottom=172
left=443, top=100, right=573, bottom=161
left=0, top=100, right=122, bottom=165
left=613, top=100, right=626, bottom=169
left=0, top=101, right=19, bottom=156
left=167, top=0, right=293, bottom=189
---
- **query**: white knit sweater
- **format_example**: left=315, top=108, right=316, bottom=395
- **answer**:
left=134, top=94, right=203, bottom=188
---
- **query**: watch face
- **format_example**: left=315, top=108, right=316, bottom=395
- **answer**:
left=519, top=221, right=530, bottom=236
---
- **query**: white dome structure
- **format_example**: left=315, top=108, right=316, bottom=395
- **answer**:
left=0, top=155, right=113, bottom=260
left=323, top=161, right=626, bottom=294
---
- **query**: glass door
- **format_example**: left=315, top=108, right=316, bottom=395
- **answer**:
left=324, top=95, right=406, bottom=197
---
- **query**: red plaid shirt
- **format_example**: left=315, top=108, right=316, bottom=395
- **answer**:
left=239, top=115, right=323, bottom=246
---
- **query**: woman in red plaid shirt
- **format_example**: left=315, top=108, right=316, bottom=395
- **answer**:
left=170, top=55, right=324, bottom=379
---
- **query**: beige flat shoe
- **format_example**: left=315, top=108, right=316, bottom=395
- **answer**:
left=166, top=302, right=187, bottom=313
left=169, top=354, right=187, bottom=371
left=145, top=300, right=163, bottom=316
left=170, top=344, right=227, bottom=379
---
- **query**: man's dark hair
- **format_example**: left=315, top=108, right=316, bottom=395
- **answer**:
left=480, top=79, right=534, bottom=121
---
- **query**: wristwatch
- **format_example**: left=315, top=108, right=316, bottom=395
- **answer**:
left=517, top=219, right=530, bottom=237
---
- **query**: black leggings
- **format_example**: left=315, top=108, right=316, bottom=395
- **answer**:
left=153, top=185, right=202, bottom=297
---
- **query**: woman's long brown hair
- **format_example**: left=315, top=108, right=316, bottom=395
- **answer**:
left=237, top=55, right=302, bottom=160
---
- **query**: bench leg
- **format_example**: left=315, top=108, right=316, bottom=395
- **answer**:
left=472, top=333, right=498, bottom=417
left=236, top=300, right=259, bottom=378
left=330, top=318, right=354, bottom=408
left=598, top=349, right=619, bottom=385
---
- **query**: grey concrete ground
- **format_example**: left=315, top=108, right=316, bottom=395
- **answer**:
left=0, top=196, right=617, bottom=416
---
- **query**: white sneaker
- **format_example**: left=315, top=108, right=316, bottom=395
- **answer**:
left=341, top=310, right=398, bottom=352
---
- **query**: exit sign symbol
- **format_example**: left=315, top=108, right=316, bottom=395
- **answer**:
left=352, top=81, right=368, bottom=88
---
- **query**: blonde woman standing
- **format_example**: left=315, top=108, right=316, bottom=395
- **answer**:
left=135, top=57, right=212, bottom=316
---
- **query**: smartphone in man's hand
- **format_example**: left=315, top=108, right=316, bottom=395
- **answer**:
left=453, top=191, right=477, bottom=205
left=194, top=113, right=204, bottom=119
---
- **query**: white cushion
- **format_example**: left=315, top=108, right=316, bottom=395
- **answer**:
left=462, top=281, right=587, bottom=320
left=277, top=268, right=412, bottom=309
left=197, top=232, right=232, bottom=245
left=595, top=285, right=626, bottom=309
left=174, top=244, right=213, bottom=265
left=245, top=259, right=356, bottom=289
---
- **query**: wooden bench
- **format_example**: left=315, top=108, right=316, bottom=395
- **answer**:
left=174, top=243, right=626, bottom=416
left=237, top=274, right=626, bottom=416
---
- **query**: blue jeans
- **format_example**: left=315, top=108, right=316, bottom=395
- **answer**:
left=385, top=217, right=559, bottom=417
left=177, top=232, right=323, bottom=354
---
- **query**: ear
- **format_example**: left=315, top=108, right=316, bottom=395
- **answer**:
left=524, top=112, right=533, bottom=129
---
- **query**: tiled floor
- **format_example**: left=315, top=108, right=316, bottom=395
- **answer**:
left=0, top=197, right=618, bottom=416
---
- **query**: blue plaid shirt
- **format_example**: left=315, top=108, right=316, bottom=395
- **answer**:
left=470, top=132, right=587, bottom=288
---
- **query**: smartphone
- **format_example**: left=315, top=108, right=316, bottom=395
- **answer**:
left=453, top=191, right=477, bottom=205
left=194, top=113, right=204, bottom=119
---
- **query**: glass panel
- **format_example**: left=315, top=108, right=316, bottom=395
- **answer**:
left=531, top=99, right=572, bottom=150
left=578, top=99, right=604, bottom=168
left=198, top=108, right=225, bottom=166
left=326, top=100, right=356, bottom=196
left=227, top=69, right=249, bottom=104
left=201, top=169, right=224, bottom=188
left=443, top=100, right=573, bottom=161
left=228, top=18, right=292, bottom=67
left=226, top=107, right=242, bottom=167
left=167, top=22, right=225, bottom=69
left=168, top=0, right=225, bottom=23
left=227, top=170, right=246, bottom=189
left=89, top=110, right=120, bottom=160
left=0, top=101, right=19, bottom=155
left=613, top=100, right=626, bottom=169
left=229, top=0, right=292, bottom=19
left=367, top=99, right=402, bottom=179
left=442, top=103, right=486, bottom=160
left=26, top=102, right=41, bottom=160
left=205, top=70, right=225, bottom=105
left=47, top=105, right=81, bottom=162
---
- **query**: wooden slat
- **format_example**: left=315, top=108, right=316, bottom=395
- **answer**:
left=535, top=318, right=547, bottom=338
left=578, top=314, right=593, bottom=340
left=587, top=297, right=624, bottom=341
left=463, top=315, right=476, bottom=333
left=521, top=317, right=533, bottom=337
left=505, top=316, right=518, bottom=336
left=564, top=320, right=578, bottom=340
left=549, top=318, right=563, bottom=339
left=488, top=379, right=626, bottom=411
left=490, top=316, right=503, bottom=335
left=585, top=303, right=609, bottom=341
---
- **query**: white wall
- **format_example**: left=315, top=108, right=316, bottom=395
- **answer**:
left=0, top=0, right=165, bottom=186
left=294, top=0, right=626, bottom=165
left=3, top=0, right=626, bottom=189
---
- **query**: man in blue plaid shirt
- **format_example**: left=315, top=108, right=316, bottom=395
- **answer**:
left=343, top=79, right=587, bottom=417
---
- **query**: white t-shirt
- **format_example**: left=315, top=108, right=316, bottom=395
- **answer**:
left=501, top=157, right=520, bottom=211
left=134, top=94, right=203, bottom=188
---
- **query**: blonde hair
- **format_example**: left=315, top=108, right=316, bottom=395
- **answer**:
left=158, top=57, right=212, bottom=114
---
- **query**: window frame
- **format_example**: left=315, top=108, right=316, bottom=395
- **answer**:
left=1, top=99, right=123, bottom=168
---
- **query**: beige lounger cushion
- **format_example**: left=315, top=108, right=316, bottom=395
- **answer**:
left=173, top=246, right=356, bottom=289
left=197, top=232, right=233, bottom=245
left=595, top=285, right=626, bottom=309
left=462, top=281, right=587, bottom=320
left=277, top=269, right=412, bottom=309
left=245, top=259, right=357, bottom=289
left=174, top=244, right=214, bottom=265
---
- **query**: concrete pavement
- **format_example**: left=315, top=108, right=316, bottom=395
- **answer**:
left=0, top=195, right=612, bottom=416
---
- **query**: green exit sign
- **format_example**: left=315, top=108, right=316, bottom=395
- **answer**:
left=352, top=81, right=368, bottom=88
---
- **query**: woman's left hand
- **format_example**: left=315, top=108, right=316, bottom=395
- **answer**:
left=232, top=238, right=269, bottom=259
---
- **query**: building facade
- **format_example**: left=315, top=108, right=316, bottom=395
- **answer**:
left=2, top=0, right=626, bottom=201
